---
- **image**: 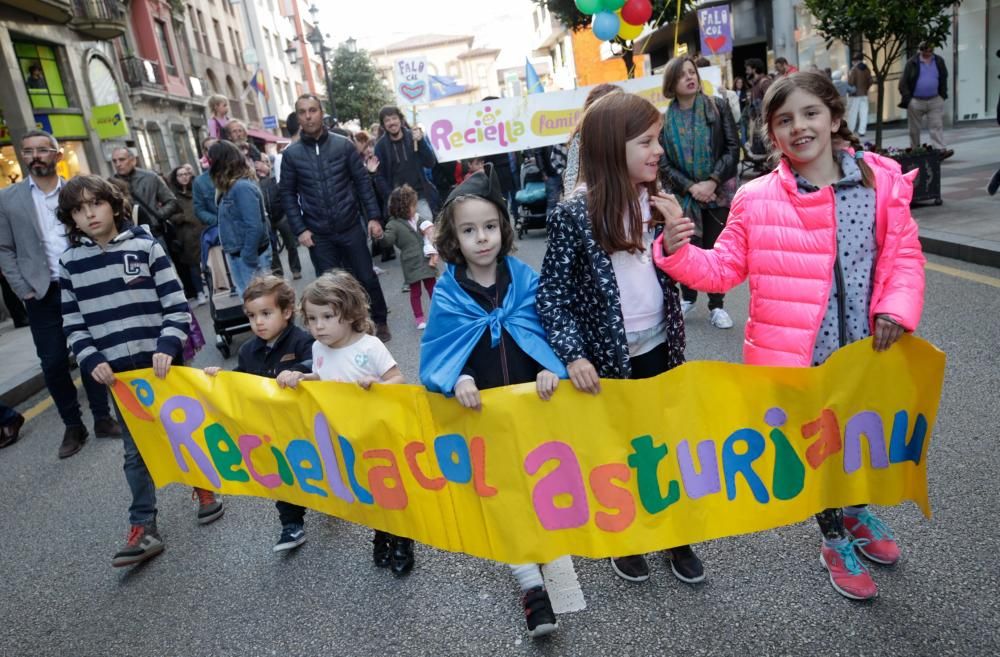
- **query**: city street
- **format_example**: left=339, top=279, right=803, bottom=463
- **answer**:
left=1, top=234, right=998, bottom=657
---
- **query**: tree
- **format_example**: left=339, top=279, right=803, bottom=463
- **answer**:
left=802, top=0, right=959, bottom=148
left=536, top=0, right=696, bottom=78
left=326, top=44, right=392, bottom=127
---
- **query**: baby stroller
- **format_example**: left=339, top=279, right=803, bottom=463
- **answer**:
left=514, top=153, right=548, bottom=238
left=200, top=226, right=251, bottom=359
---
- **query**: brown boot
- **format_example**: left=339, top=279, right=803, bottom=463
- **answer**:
left=58, top=425, right=88, bottom=459
left=375, top=322, right=392, bottom=343
left=93, top=416, right=122, bottom=438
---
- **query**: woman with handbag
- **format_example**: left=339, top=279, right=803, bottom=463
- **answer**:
left=209, top=141, right=271, bottom=295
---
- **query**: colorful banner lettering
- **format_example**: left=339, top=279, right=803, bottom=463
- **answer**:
left=416, top=69, right=723, bottom=162
left=113, top=336, right=945, bottom=565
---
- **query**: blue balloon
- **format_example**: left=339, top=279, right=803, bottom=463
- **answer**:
left=592, top=11, right=621, bottom=41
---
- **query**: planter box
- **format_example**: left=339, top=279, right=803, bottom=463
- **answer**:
left=890, top=151, right=943, bottom=205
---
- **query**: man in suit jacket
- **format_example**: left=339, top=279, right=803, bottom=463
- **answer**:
left=0, top=130, right=120, bottom=459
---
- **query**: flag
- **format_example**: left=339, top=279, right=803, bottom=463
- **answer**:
left=249, top=69, right=268, bottom=100
left=525, top=58, right=544, bottom=95
left=428, top=75, right=468, bottom=101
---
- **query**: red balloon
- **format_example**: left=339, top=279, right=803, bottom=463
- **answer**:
left=621, top=0, right=652, bottom=25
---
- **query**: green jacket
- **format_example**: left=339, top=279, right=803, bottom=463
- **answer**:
left=380, top=217, right=437, bottom=284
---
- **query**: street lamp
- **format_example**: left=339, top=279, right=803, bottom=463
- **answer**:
left=284, top=4, right=336, bottom=121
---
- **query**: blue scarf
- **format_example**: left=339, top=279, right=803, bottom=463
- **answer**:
left=419, top=256, right=567, bottom=395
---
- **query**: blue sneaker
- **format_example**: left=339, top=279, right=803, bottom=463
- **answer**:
left=274, top=524, right=305, bottom=552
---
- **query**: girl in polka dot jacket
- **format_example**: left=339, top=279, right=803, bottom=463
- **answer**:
left=654, top=72, right=926, bottom=602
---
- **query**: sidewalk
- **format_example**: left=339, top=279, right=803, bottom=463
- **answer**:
left=880, top=120, right=1000, bottom=268
left=1, top=122, right=997, bottom=409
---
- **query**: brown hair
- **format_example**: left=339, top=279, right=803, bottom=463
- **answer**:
left=568, top=84, right=623, bottom=145
left=57, top=175, right=132, bottom=244
left=354, top=130, right=372, bottom=146
left=299, top=270, right=374, bottom=335
left=762, top=72, right=875, bottom=188
left=434, top=196, right=515, bottom=266
left=243, top=275, right=296, bottom=314
left=387, top=184, right=419, bottom=221
left=208, top=140, right=255, bottom=193
left=579, top=93, right=664, bottom=254
left=661, top=56, right=700, bottom=99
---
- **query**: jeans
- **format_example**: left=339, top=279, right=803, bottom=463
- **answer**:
left=116, top=401, right=157, bottom=526
left=271, top=219, right=301, bottom=275
left=276, top=501, right=305, bottom=526
left=23, top=283, right=110, bottom=428
left=0, top=402, right=18, bottom=426
left=307, top=228, right=388, bottom=324
left=226, top=248, right=272, bottom=297
left=681, top=206, right=728, bottom=310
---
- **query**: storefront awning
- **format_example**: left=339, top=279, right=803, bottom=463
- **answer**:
left=247, top=127, right=281, bottom=143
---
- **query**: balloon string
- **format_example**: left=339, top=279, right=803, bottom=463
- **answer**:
left=674, top=0, right=683, bottom=50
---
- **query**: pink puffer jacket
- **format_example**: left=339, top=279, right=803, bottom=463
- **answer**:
left=653, top=152, right=925, bottom=367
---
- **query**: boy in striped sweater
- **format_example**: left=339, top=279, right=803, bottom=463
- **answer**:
left=57, top=175, right=223, bottom=568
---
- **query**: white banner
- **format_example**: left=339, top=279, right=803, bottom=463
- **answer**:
left=417, top=68, right=724, bottom=162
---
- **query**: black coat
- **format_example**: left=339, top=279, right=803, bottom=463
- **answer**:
left=537, top=193, right=685, bottom=380
left=658, top=95, right=740, bottom=196
left=258, top=175, right=285, bottom=226
left=457, top=259, right=542, bottom=389
left=373, top=128, right=438, bottom=213
left=279, top=129, right=381, bottom=236
left=235, top=324, right=313, bottom=378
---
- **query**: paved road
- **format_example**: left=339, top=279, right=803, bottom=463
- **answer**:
left=2, top=236, right=998, bottom=657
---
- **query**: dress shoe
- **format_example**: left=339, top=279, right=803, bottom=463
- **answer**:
left=58, top=425, right=88, bottom=459
left=0, top=412, right=25, bottom=448
left=93, top=416, right=122, bottom=438
left=375, top=323, right=392, bottom=343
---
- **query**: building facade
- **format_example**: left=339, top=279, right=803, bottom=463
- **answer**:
left=0, top=0, right=132, bottom=188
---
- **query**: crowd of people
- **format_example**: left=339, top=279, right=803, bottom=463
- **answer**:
left=0, top=56, right=928, bottom=639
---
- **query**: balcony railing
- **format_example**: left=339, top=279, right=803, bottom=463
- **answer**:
left=70, top=0, right=127, bottom=39
left=120, top=55, right=165, bottom=91
left=4, top=0, right=73, bottom=23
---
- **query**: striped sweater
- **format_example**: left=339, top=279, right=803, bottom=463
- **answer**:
left=59, top=226, right=190, bottom=376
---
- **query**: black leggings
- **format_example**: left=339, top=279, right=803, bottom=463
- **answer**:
left=816, top=504, right=868, bottom=540
left=628, top=341, right=672, bottom=379
left=680, top=206, right=728, bottom=310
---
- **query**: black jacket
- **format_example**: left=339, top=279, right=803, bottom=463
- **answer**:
left=537, top=192, right=685, bottom=379
left=279, top=129, right=381, bottom=236
left=373, top=128, right=438, bottom=212
left=659, top=95, right=740, bottom=196
left=258, top=175, right=285, bottom=226
left=899, top=54, right=949, bottom=100
left=457, top=259, right=542, bottom=389
left=235, top=324, right=313, bottom=378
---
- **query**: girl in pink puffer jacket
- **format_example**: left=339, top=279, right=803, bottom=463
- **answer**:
left=653, top=72, right=926, bottom=602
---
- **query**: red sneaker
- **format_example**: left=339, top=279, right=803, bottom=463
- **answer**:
left=844, top=510, right=901, bottom=565
left=820, top=541, right=878, bottom=600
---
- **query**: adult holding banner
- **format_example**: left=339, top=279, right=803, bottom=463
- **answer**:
left=658, top=56, right=739, bottom=330
left=279, top=93, right=391, bottom=342
left=373, top=106, right=439, bottom=222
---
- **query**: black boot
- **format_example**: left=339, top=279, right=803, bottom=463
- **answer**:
left=390, top=535, right=414, bottom=576
left=372, top=530, right=391, bottom=568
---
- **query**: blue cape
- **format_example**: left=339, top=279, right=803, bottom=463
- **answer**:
left=419, top=256, right=568, bottom=395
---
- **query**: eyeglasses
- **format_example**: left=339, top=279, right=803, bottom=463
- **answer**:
left=22, top=148, right=58, bottom=157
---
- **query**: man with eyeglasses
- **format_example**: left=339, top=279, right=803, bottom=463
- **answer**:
left=0, top=130, right=121, bottom=459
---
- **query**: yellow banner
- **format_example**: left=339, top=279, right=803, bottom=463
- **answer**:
left=112, top=336, right=945, bottom=565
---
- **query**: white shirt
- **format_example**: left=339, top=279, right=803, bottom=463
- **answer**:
left=609, top=189, right=664, bottom=336
left=29, top=176, right=68, bottom=281
left=312, top=334, right=397, bottom=383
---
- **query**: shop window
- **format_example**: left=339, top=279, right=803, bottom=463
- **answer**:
left=87, top=56, right=122, bottom=106
left=0, top=141, right=89, bottom=190
left=15, top=42, right=70, bottom=110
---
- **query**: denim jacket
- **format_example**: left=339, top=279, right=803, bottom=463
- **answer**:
left=217, top=178, right=266, bottom=266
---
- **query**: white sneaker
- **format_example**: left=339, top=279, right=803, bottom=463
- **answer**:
left=196, top=292, right=207, bottom=307
left=710, top=308, right=734, bottom=329
left=373, top=266, right=386, bottom=276
left=416, top=321, right=427, bottom=330
left=680, top=300, right=695, bottom=317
